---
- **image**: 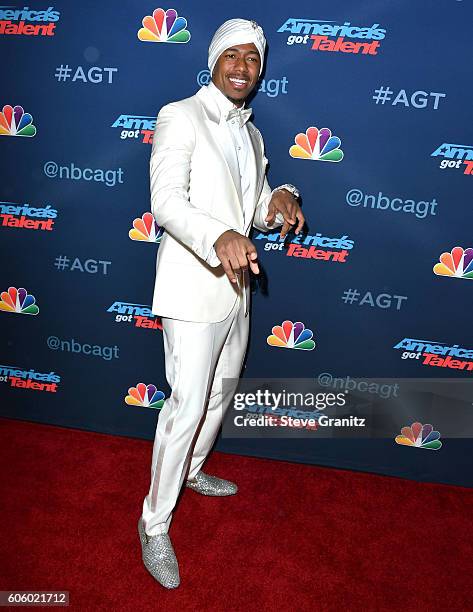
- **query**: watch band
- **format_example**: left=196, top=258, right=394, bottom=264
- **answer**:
left=273, top=183, right=300, bottom=199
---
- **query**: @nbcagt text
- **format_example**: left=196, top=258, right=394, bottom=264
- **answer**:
left=346, top=188, right=437, bottom=219
left=317, top=372, right=399, bottom=399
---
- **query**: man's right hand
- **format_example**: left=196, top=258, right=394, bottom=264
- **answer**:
left=214, top=230, right=259, bottom=284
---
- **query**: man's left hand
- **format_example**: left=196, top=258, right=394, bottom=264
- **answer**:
left=265, top=189, right=305, bottom=239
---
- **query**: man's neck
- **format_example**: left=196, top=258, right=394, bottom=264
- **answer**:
left=228, top=97, right=245, bottom=108
left=209, top=80, right=246, bottom=109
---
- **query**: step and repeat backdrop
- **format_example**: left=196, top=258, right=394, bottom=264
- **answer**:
left=1, top=1, right=472, bottom=486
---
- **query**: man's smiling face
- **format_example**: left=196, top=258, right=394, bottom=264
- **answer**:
left=211, top=42, right=261, bottom=107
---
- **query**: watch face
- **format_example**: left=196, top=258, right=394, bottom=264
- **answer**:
left=286, top=184, right=299, bottom=198
left=278, top=185, right=299, bottom=198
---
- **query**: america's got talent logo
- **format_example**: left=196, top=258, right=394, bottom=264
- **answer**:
left=278, top=18, right=386, bottom=55
left=431, top=142, right=473, bottom=176
left=0, top=202, right=57, bottom=231
left=107, top=301, right=162, bottom=330
left=394, top=338, right=473, bottom=372
left=0, top=5, right=60, bottom=36
left=0, top=364, right=60, bottom=392
left=255, top=230, right=354, bottom=263
left=111, top=115, right=156, bottom=144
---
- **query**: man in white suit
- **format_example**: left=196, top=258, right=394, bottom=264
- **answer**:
left=139, top=18, right=304, bottom=588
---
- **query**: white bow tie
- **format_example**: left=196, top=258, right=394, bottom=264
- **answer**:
left=226, top=107, right=252, bottom=127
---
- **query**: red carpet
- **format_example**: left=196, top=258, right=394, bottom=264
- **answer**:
left=1, top=417, right=471, bottom=611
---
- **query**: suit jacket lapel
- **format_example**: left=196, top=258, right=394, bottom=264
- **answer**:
left=212, top=121, right=243, bottom=206
left=246, top=123, right=263, bottom=208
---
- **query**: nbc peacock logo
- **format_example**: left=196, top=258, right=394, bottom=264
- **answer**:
left=267, top=320, right=316, bottom=350
left=395, top=422, right=442, bottom=450
left=0, top=105, right=36, bottom=137
left=0, top=287, right=39, bottom=315
left=125, top=383, right=165, bottom=409
left=289, top=127, right=343, bottom=162
left=129, top=212, right=164, bottom=243
left=433, top=246, right=473, bottom=280
left=137, top=8, right=191, bottom=43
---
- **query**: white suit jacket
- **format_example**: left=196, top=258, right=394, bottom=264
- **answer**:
left=150, top=84, right=282, bottom=323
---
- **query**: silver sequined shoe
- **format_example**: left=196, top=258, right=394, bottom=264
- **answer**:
left=186, top=470, right=238, bottom=496
left=138, top=517, right=180, bottom=589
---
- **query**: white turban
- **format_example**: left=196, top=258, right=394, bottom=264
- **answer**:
left=208, top=18, right=266, bottom=77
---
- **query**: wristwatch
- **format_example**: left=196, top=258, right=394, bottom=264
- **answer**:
left=274, top=183, right=300, bottom=200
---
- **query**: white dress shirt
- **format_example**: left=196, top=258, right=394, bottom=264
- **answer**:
left=204, top=81, right=286, bottom=267
left=208, top=81, right=252, bottom=218
left=203, top=81, right=250, bottom=266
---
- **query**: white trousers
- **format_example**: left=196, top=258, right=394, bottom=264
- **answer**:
left=142, top=294, right=249, bottom=536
